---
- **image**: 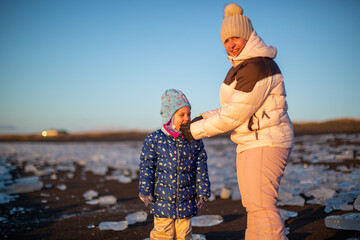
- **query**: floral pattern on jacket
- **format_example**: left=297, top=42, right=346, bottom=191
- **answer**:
left=139, top=129, right=210, bottom=219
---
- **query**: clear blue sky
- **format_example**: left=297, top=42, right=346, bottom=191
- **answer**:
left=1, top=0, right=360, bottom=135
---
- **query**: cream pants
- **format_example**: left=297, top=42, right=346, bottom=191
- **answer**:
left=150, top=216, right=192, bottom=240
left=237, top=147, right=291, bottom=240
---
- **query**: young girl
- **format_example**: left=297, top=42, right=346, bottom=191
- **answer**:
left=139, top=89, right=211, bottom=240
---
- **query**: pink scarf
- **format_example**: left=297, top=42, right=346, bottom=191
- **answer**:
left=163, top=116, right=182, bottom=138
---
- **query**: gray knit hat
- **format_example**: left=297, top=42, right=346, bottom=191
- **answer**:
left=220, top=3, right=254, bottom=44
left=160, top=89, right=191, bottom=124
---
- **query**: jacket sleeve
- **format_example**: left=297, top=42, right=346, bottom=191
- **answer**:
left=191, top=76, right=273, bottom=140
left=194, top=140, right=211, bottom=198
left=138, top=134, right=158, bottom=196
left=200, top=109, right=220, bottom=119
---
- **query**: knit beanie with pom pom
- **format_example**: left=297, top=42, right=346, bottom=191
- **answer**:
left=220, top=3, right=254, bottom=44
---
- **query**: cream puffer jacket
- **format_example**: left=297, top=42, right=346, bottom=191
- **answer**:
left=190, top=31, right=294, bottom=153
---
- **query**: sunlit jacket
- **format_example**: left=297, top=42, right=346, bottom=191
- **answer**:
left=191, top=31, right=294, bottom=153
left=139, top=128, right=210, bottom=219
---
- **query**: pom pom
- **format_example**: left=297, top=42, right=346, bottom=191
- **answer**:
left=224, top=3, right=243, bottom=17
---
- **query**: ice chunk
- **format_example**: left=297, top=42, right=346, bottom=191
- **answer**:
left=98, top=221, right=128, bottom=231
left=36, top=166, right=55, bottom=176
left=279, top=209, right=297, bottom=221
left=0, top=165, right=12, bottom=181
left=337, top=165, right=349, bottom=172
left=125, top=211, right=147, bottom=224
left=85, top=164, right=108, bottom=176
left=66, top=172, right=74, bottom=179
left=324, top=205, right=333, bottom=213
left=40, top=193, right=50, bottom=197
left=220, top=188, right=232, bottom=199
left=231, top=188, right=241, bottom=201
left=105, top=175, right=132, bottom=184
left=83, top=190, right=99, bottom=200
left=193, top=234, right=206, bottom=240
left=0, top=216, right=8, bottom=223
left=305, top=187, right=336, bottom=200
left=0, top=193, right=18, bottom=204
left=351, top=174, right=360, bottom=180
left=208, top=194, right=216, bottom=201
left=6, top=176, right=43, bottom=194
left=339, top=205, right=353, bottom=211
left=325, top=213, right=360, bottom=231
left=24, top=164, right=37, bottom=173
left=322, top=191, right=360, bottom=210
left=56, top=184, right=67, bottom=191
left=86, top=199, right=99, bottom=205
left=56, top=164, right=76, bottom=172
left=277, top=195, right=305, bottom=206
left=99, top=195, right=117, bottom=205
left=354, top=195, right=360, bottom=211
left=192, top=215, right=223, bottom=227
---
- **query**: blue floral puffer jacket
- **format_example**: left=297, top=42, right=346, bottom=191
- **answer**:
left=139, top=129, right=211, bottom=219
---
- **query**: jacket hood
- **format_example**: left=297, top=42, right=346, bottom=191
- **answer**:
left=228, top=31, right=277, bottom=67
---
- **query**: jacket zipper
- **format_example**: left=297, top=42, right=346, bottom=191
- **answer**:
left=176, top=138, right=180, bottom=220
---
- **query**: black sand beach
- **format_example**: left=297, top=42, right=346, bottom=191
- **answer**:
left=1, top=162, right=360, bottom=240
left=1, top=120, right=360, bottom=239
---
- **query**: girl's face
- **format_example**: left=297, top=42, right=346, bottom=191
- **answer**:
left=224, top=37, right=247, bottom=57
left=173, top=106, right=191, bottom=131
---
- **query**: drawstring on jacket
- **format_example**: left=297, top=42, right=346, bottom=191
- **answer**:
left=248, top=110, right=270, bottom=140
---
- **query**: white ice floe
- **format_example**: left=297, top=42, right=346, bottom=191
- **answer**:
left=99, top=195, right=117, bottom=205
left=192, top=215, right=223, bottom=227
left=231, top=188, right=241, bottom=201
left=193, top=234, right=207, bottom=240
left=125, top=211, right=148, bottom=224
left=86, top=195, right=117, bottom=205
left=320, top=191, right=360, bottom=213
left=325, top=213, right=360, bottom=231
left=98, top=211, right=147, bottom=232
left=0, top=192, right=18, bottom=204
left=5, top=176, right=43, bottom=194
left=220, top=187, right=232, bottom=199
left=105, top=175, right=132, bottom=184
left=279, top=209, right=298, bottom=221
left=354, top=195, right=360, bottom=211
left=83, top=190, right=99, bottom=200
left=56, top=184, right=67, bottom=191
left=305, top=187, right=336, bottom=202
left=98, top=220, right=128, bottom=231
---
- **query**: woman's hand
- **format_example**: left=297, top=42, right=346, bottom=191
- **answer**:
left=180, top=124, right=195, bottom=141
left=191, top=116, right=203, bottom=123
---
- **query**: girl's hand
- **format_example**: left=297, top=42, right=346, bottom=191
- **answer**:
left=196, top=196, right=208, bottom=209
left=139, top=193, right=155, bottom=206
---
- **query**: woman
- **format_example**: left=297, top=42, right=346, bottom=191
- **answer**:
left=180, top=3, right=294, bottom=240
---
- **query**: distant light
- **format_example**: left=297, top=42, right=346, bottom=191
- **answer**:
left=41, top=129, right=68, bottom=137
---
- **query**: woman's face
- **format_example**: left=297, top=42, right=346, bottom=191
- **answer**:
left=173, top=106, right=191, bottom=131
left=224, top=37, right=247, bottom=57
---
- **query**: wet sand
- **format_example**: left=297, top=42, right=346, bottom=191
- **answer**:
left=1, top=163, right=360, bottom=240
